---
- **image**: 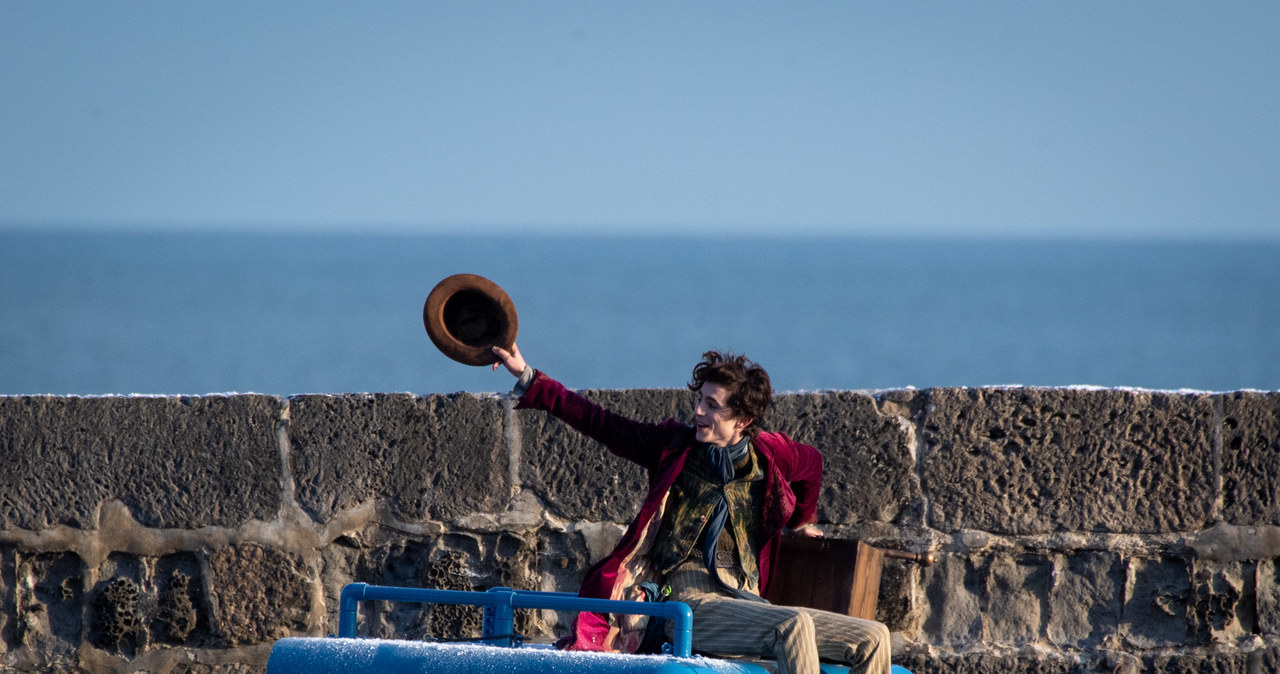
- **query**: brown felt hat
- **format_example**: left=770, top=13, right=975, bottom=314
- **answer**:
left=423, top=274, right=519, bottom=366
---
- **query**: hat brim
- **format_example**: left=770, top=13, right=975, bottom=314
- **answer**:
left=423, top=274, right=519, bottom=366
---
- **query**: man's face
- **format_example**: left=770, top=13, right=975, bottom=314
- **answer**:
left=694, top=382, right=750, bottom=447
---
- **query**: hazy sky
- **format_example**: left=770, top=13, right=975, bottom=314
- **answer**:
left=3, top=2, right=1278, bottom=240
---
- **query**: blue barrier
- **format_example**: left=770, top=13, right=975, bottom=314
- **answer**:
left=266, top=583, right=912, bottom=674
left=338, top=582, right=695, bottom=657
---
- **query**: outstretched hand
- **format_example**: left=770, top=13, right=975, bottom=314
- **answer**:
left=491, top=344, right=527, bottom=377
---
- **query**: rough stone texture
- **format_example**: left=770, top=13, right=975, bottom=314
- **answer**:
left=92, top=577, right=144, bottom=654
left=207, top=544, right=311, bottom=646
left=1261, top=558, right=1280, bottom=638
left=1251, top=647, right=1280, bottom=672
left=14, top=550, right=85, bottom=659
left=897, top=649, right=1280, bottom=674
left=339, top=530, right=551, bottom=642
left=517, top=388, right=693, bottom=521
left=1046, top=551, right=1124, bottom=648
left=352, top=535, right=460, bottom=640
left=0, top=395, right=282, bottom=529
left=289, top=393, right=508, bottom=523
left=1139, top=651, right=1259, bottom=674
left=1220, top=392, right=1280, bottom=526
left=4, top=547, right=213, bottom=668
left=152, top=560, right=202, bottom=645
left=3, top=386, right=1280, bottom=672
left=1189, top=560, right=1248, bottom=645
left=1121, top=555, right=1192, bottom=648
left=896, top=653, right=1084, bottom=674
left=537, top=528, right=594, bottom=593
left=920, top=553, right=983, bottom=647
left=875, top=557, right=917, bottom=632
left=317, top=532, right=365, bottom=636
left=536, top=528, right=597, bottom=634
left=0, top=545, right=12, bottom=652
left=921, top=388, right=1216, bottom=534
left=983, top=553, right=1051, bottom=645
left=772, top=391, right=919, bottom=525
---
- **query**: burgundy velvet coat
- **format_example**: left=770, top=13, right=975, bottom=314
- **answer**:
left=515, top=371, right=824, bottom=652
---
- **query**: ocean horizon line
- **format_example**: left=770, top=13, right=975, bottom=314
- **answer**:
left=3, top=221, right=1278, bottom=246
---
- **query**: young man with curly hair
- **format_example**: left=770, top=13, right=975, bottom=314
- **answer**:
left=492, top=344, right=891, bottom=674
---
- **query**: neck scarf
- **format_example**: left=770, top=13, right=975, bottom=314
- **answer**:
left=701, top=436, right=768, bottom=603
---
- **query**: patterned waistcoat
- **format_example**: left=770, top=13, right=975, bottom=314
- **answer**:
left=650, top=444, right=765, bottom=577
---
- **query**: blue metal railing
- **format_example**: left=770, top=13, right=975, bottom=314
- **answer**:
left=337, top=583, right=695, bottom=658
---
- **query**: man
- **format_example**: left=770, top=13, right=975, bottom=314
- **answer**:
left=492, top=344, right=891, bottom=674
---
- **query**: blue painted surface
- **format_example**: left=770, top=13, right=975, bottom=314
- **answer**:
left=267, top=638, right=745, bottom=673
left=267, top=639, right=914, bottom=674
left=267, top=583, right=912, bottom=674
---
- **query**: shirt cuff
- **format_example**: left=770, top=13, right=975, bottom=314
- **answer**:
left=511, top=366, right=536, bottom=398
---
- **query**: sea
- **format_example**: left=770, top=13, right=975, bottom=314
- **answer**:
left=2, top=229, right=1278, bottom=397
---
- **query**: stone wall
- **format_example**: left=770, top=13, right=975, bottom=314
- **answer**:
left=0, top=386, right=1277, bottom=673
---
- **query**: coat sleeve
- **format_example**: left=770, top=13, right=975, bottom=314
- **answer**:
left=780, top=435, right=823, bottom=529
left=514, top=370, right=684, bottom=471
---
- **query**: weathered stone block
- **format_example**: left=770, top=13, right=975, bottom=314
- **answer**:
left=289, top=393, right=508, bottom=523
left=351, top=536, right=460, bottom=640
left=875, top=557, right=917, bottom=632
left=13, top=550, right=85, bottom=656
left=344, top=530, right=548, bottom=641
left=92, top=576, right=145, bottom=655
left=896, top=652, right=1083, bottom=674
left=1046, top=551, right=1123, bottom=648
left=1, top=545, right=14, bottom=651
left=0, top=395, right=282, bottom=529
left=1220, top=392, right=1280, bottom=526
left=537, top=528, right=595, bottom=593
left=1256, top=558, right=1280, bottom=637
left=1251, top=647, right=1280, bottom=673
left=1121, top=556, right=1191, bottom=648
left=88, top=553, right=147, bottom=656
left=208, top=544, right=311, bottom=646
left=1139, top=651, right=1250, bottom=673
left=535, top=528, right=599, bottom=634
left=772, top=391, right=919, bottom=524
left=922, top=388, right=1215, bottom=534
left=517, top=388, right=691, bottom=521
left=151, top=554, right=204, bottom=645
left=1189, top=560, right=1247, bottom=644
left=920, top=553, right=982, bottom=646
left=984, top=553, right=1050, bottom=645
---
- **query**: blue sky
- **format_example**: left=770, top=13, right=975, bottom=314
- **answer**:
left=3, top=2, right=1278, bottom=240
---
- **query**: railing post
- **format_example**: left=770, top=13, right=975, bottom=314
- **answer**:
left=338, top=583, right=368, bottom=638
left=483, top=587, right=517, bottom=646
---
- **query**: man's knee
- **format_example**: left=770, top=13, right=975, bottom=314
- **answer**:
left=777, top=610, right=816, bottom=637
left=768, top=610, right=819, bottom=672
left=770, top=609, right=817, bottom=653
left=846, top=620, right=890, bottom=663
left=870, top=621, right=890, bottom=644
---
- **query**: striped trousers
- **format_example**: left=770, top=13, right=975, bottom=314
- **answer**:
left=665, top=563, right=892, bottom=674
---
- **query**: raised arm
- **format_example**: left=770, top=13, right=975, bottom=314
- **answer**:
left=491, top=344, right=684, bottom=470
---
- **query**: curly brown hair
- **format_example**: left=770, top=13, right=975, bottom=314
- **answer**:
left=687, top=350, right=772, bottom=436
